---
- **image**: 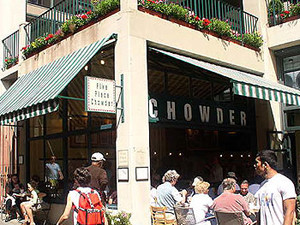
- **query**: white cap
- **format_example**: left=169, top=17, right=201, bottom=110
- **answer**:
left=192, top=177, right=201, bottom=186
left=91, top=152, right=106, bottom=161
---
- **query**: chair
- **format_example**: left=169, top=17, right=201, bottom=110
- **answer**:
left=150, top=206, right=177, bottom=225
left=174, top=206, right=215, bottom=225
left=32, top=192, right=51, bottom=225
left=214, top=211, right=257, bottom=225
left=174, top=206, right=196, bottom=225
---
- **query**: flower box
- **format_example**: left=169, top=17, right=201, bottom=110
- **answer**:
left=282, top=15, right=300, bottom=23
left=23, top=8, right=120, bottom=59
left=138, top=6, right=164, bottom=18
left=243, top=43, right=260, bottom=52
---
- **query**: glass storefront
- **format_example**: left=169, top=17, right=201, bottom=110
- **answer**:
left=27, top=45, right=116, bottom=202
left=148, top=49, right=257, bottom=192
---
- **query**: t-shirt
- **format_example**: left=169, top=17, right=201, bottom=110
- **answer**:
left=212, top=192, right=251, bottom=224
left=68, top=187, right=101, bottom=225
left=190, top=193, right=213, bottom=225
left=86, top=165, right=108, bottom=192
left=156, top=182, right=183, bottom=213
left=46, top=163, right=61, bottom=180
left=255, top=173, right=296, bottom=225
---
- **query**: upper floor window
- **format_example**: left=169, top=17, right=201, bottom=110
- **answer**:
left=283, top=55, right=300, bottom=90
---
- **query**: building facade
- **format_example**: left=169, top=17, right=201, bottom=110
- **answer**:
left=1, top=0, right=300, bottom=224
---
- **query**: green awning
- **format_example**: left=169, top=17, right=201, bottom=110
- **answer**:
left=0, top=33, right=117, bottom=125
left=153, top=48, right=300, bottom=106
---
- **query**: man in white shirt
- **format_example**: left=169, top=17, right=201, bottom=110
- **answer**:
left=255, top=150, right=296, bottom=225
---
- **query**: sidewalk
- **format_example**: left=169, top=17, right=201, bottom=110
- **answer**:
left=0, top=217, right=20, bottom=225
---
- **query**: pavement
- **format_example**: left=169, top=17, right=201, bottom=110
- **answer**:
left=0, top=216, right=21, bottom=225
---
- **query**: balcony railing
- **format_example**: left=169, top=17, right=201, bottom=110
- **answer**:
left=2, top=31, right=19, bottom=70
left=169, top=0, right=258, bottom=34
left=24, top=0, right=92, bottom=46
left=267, top=0, right=300, bottom=26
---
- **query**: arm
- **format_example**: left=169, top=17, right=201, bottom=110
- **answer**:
left=58, top=170, right=64, bottom=180
left=57, top=194, right=73, bottom=225
left=283, top=198, right=296, bottom=225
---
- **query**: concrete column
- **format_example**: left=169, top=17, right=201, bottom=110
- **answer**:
left=18, top=23, right=27, bottom=68
left=115, top=32, right=151, bottom=224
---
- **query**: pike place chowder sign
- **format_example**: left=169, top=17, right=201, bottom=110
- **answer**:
left=148, top=94, right=254, bottom=128
left=85, top=76, right=116, bottom=113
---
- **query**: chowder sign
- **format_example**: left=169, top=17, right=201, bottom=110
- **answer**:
left=149, top=95, right=252, bottom=128
left=85, top=76, right=116, bottom=113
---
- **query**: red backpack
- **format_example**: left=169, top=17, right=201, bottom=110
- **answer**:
left=73, top=189, right=105, bottom=225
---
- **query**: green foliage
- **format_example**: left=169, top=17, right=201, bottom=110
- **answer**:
left=166, top=3, right=188, bottom=21
left=93, top=0, right=120, bottom=17
left=268, top=0, right=284, bottom=16
left=4, top=57, right=18, bottom=69
left=106, top=211, right=132, bottom=225
left=242, top=32, right=263, bottom=48
left=291, top=3, right=300, bottom=17
left=22, top=0, right=119, bottom=58
left=208, top=18, right=232, bottom=37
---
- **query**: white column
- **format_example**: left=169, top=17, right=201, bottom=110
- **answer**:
left=115, top=33, right=151, bottom=225
left=18, top=23, right=27, bottom=68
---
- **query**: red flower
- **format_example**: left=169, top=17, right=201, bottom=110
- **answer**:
left=280, top=13, right=284, bottom=17
left=203, top=18, right=211, bottom=26
left=81, top=14, right=88, bottom=19
left=87, top=10, right=92, bottom=15
left=45, top=37, right=49, bottom=41
left=5, top=59, right=8, bottom=62
left=22, top=46, right=27, bottom=50
left=48, top=34, right=54, bottom=38
left=195, top=16, right=200, bottom=21
left=283, top=10, right=290, bottom=14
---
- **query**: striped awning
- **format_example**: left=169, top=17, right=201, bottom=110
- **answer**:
left=153, top=48, right=300, bottom=106
left=0, top=33, right=117, bottom=125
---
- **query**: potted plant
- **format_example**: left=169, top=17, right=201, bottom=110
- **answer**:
left=268, top=0, right=284, bottom=25
left=105, top=210, right=132, bottom=225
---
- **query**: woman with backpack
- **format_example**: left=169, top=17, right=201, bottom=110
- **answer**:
left=56, top=167, right=105, bottom=225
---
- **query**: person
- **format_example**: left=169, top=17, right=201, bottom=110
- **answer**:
left=190, top=181, right=213, bottom=225
left=56, top=167, right=105, bottom=225
left=254, top=150, right=296, bottom=225
left=20, top=182, right=39, bottom=225
left=86, top=152, right=108, bottom=205
left=239, top=180, right=256, bottom=209
left=4, top=174, right=25, bottom=222
left=217, top=172, right=240, bottom=195
left=150, top=179, right=159, bottom=206
left=248, top=175, right=263, bottom=195
left=212, top=178, right=253, bottom=225
left=45, top=155, right=64, bottom=187
left=156, top=170, right=187, bottom=218
left=186, top=176, right=204, bottom=202
left=208, top=157, right=223, bottom=184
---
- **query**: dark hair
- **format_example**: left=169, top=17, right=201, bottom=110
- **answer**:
left=29, top=181, right=37, bottom=189
left=256, top=150, right=277, bottom=169
left=241, top=180, right=249, bottom=186
left=73, top=167, right=91, bottom=187
left=31, top=175, right=40, bottom=183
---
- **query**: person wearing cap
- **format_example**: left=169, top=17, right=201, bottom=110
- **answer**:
left=86, top=152, right=108, bottom=204
left=217, top=172, right=240, bottom=195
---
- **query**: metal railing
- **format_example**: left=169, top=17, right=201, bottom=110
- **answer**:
left=2, top=31, right=19, bottom=69
left=167, top=0, right=258, bottom=34
left=24, top=0, right=92, bottom=45
left=267, top=0, right=300, bottom=26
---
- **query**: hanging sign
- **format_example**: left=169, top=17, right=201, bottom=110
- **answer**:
left=85, top=76, right=116, bottom=113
